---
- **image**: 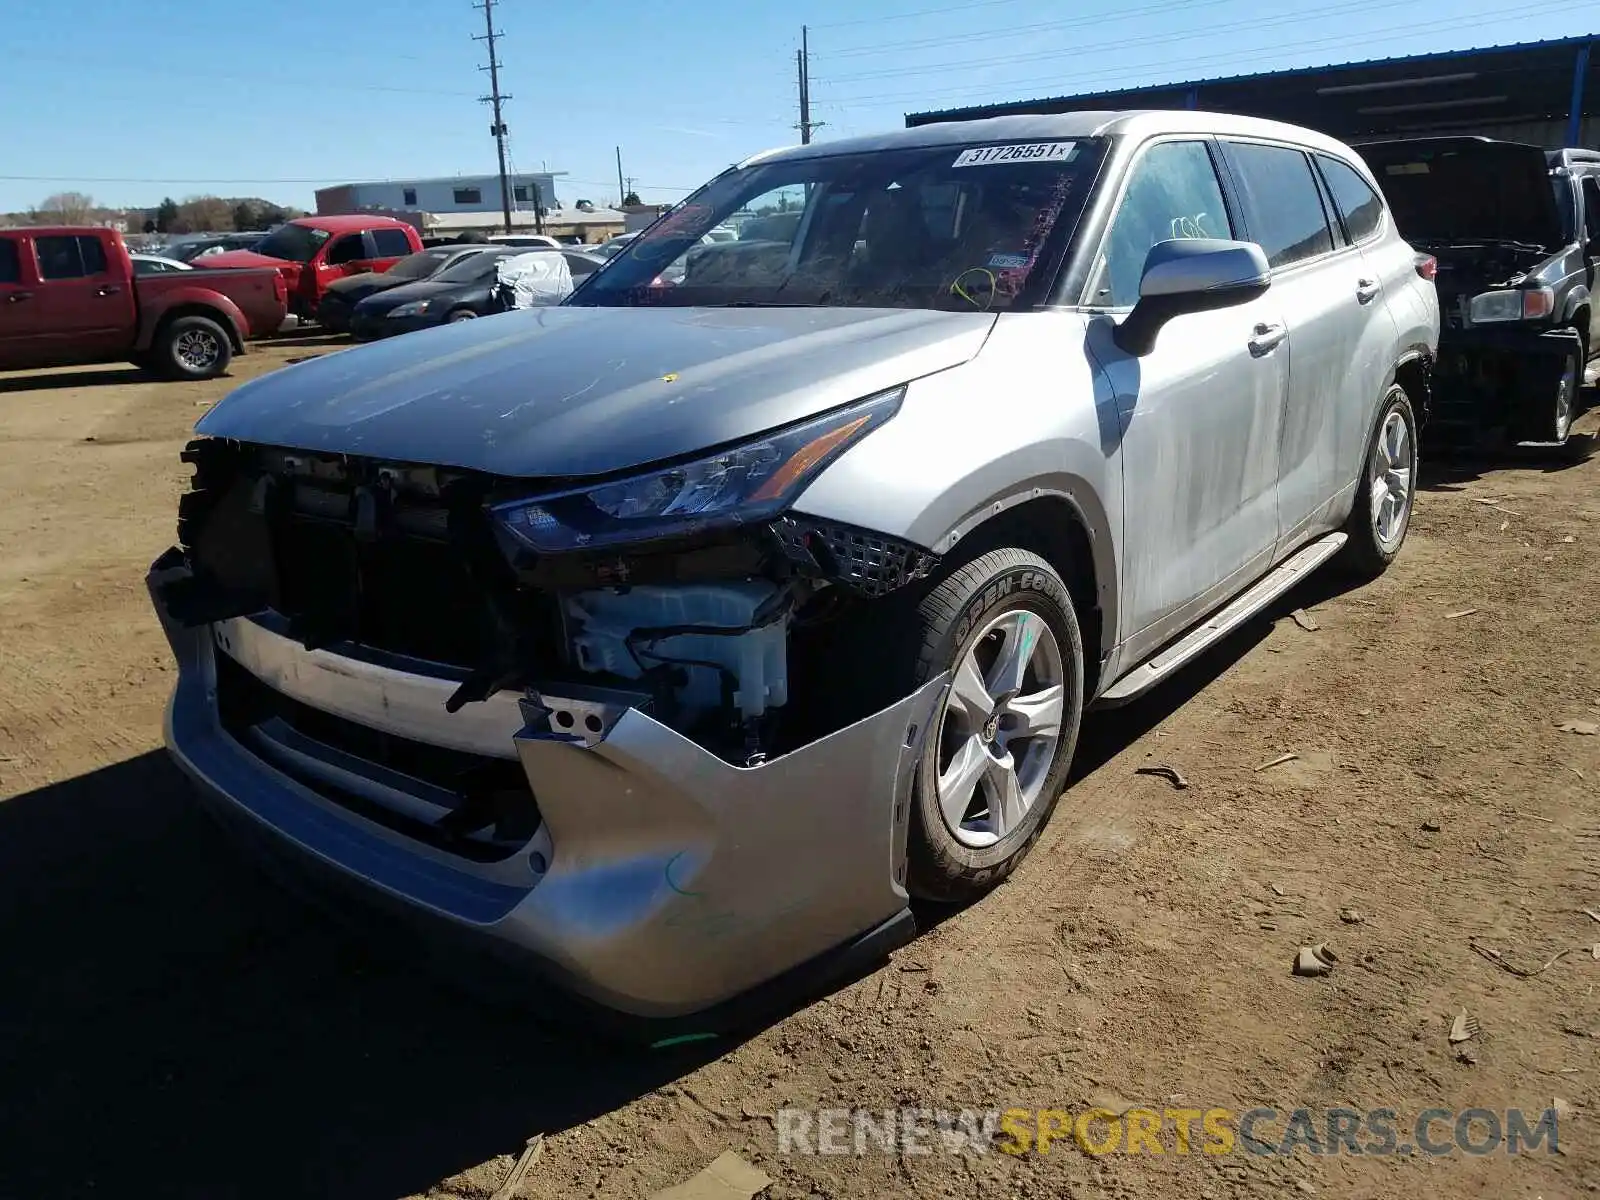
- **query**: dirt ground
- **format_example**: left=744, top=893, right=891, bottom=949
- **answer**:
left=2, top=342, right=1599, bottom=1200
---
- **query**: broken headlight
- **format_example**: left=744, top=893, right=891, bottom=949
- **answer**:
left=490, top=387, right=904, bottom=553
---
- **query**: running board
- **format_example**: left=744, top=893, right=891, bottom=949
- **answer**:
left=1096, top=532, right=1348, bottom=706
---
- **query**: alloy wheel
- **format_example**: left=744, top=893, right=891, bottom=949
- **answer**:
left=935, top=609, right=1067, bottom=849
left=1370, top=408, right=1414, bottom=551
left=175, top=329, right=219, bottom=372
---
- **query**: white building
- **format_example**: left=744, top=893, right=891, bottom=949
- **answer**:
left=315, top=173, right=564, bottom=217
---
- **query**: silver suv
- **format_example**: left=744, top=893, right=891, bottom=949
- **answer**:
left=149, top=111, right=1438, bottom=1032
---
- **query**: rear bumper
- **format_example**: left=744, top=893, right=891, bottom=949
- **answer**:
left=148, top=553, right=942, bottom=1031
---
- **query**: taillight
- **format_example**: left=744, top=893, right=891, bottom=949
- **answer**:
left=1414, top=254, right=1437, bottom=281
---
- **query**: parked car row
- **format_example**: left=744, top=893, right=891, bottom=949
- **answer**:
left=151, top=110, right=1463, bottom=1037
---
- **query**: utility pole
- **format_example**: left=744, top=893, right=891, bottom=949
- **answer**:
left=474, top=0, right=523, bottom=235
left=616, top=146, right=626, bottom=206
left=796, top=25, right=820, bottom=144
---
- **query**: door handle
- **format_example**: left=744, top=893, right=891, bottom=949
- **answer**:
left=6, top=291, right=32, bottom=303
left=95, top=284, right=122, bottom=297
left=1356, top=278, right=1380, bottom=304
left=1248, top=321, right=1286, bottom=356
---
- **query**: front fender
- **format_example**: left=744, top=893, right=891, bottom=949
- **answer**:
left=792, top=312, right=1121, bottom=652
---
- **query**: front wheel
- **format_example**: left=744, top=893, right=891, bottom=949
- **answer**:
left=902, top=548, right=1085, bottom=903
left=1339, top=384, right=1418, bottom=578
left=446, top=308, right=479, bottom=324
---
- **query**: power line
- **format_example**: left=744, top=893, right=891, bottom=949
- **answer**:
left=819, top=2, right=1574, bottom=108
left=822, top=0, right=1230, bottom=57
left=809, top=0, right=1028, bottom=30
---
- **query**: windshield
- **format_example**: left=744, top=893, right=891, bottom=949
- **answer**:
left=253, top=223, right=332, bottom=263
left=433, top=249, right=513, bottom=284
left=573, top=138, right=1107, bottom=312
left=386, top=248, right=454, bottom=280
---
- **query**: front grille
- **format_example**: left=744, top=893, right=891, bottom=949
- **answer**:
left=215, top=650, right=539, bottom=862
left=181, top=441, right=561, bottom=673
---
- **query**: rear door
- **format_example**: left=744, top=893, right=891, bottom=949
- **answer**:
left=31, top=233, right=134, bottom=365
left=1582, top=174, right=1600, bottom=353
left=1220, top=140, right=1387, bottom=548
left=366, top=226, right=416, bottom=273
left=0, top=235, right=44, bottom=368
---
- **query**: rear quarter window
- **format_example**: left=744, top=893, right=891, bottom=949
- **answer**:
left=1317, top=155, right=1386, bottom=243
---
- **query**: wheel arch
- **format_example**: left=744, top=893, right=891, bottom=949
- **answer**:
left=1386, top=347, right=1433, bottom=429
left=145, top=303, right=245, bottom=354
left=935, top=489, right=1114, bottom=688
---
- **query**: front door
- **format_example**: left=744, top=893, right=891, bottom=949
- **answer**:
left=1086, top=137, right=1287, bottom=653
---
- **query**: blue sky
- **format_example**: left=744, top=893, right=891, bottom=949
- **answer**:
left=0, top=0, right=1588, bottom=215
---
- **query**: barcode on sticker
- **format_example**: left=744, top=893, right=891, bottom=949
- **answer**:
left=953, top=142, right=1076, bottom=168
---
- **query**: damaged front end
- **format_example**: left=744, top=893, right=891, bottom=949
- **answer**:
left=148, top=429, right=948, bottom=1025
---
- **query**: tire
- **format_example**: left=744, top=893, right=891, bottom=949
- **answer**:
left=896, top=548, right=1086, bottom=903
left=1340, top=383, right=1418, bottom=578
left=154, top=315, right=232, bottom=380
left=446, top=308, right=479, bottom=324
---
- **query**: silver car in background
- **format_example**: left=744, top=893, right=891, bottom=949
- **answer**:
left=148, top=111, right=1437, bottom=1034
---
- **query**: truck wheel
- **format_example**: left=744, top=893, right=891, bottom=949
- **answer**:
left=898, top=549, right=1085, bottom=903
left=156, top=316, right=233, bottom=380
left=1339, top=384, right=1418, bottom=579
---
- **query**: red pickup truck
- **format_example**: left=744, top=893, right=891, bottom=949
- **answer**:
left=0, top=227, right=286, bottom=380
left=200, top=214, right=422, bottom=320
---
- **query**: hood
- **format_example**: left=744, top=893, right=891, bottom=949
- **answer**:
left=352, top=278, right=474, bottom=313
left=196, top=305, right=996, bottom=478
left=199, top=249, right=291, bottom=270
left=326, top=271, right=412, bottom=303
left=1357, top=137, right=1563, bottom=249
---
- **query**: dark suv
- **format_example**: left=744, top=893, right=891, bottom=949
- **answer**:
left=1358, top=137, right=1599, bottom=447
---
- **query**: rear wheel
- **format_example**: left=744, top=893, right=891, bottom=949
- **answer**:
left=1340, top=384, right=1418, bottom=578
left=898, top=548, right=1085, bottom=903
left=155, top=315, right=232, bottom=380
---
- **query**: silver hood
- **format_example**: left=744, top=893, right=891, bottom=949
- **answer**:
left=197, top=305, right=996, bottom=477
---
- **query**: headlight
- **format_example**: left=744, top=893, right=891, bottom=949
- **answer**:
left=1469, top=287, right=1554, bottom=324
left=490, top=387, right=904, bottom=553
left=387, top=300, right=431, bottom=318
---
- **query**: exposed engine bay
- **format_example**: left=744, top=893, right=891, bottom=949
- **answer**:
left=1423, top=241, right=1549, bottom=330
left=160, top=437, right=939, bottom=765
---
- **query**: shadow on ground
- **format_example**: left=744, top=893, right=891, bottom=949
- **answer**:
left=0, top=366, right=149, bottom=393
left=0, top=753, right=717, bottom=1200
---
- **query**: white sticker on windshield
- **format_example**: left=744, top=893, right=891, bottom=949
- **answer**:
left=952, top=141, right=1077, bottom=168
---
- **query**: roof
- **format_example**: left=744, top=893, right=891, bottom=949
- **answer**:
left=744, top=109, right=1357, bottom=165
left=423, top=206, right=626, bottom=232
left=326, top=172, right=567, bottom=189
left=905, top=33, right=1599, bottom=140
left=293, top=213, right=413, bottom=231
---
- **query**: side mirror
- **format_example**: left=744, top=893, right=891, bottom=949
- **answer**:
left=1113, top=238, right=1271, bottom=357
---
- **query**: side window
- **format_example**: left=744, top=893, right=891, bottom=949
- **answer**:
left=1224, top=142, right=1334, bottom=269
left=370, top=228, right=413, bottom=257
left=325, top=235, right=368, bottom=265
left=1095, top=140, right=1231, bottom=308
left=1317, top=155, right=1385, bottom=244
left=35, top=235, right=108, bottom=280
left=0, top=239, right=20, bottom=283
left=403, top=187, right=418, bottom=206
left=453, top=187, right=482, bottom=205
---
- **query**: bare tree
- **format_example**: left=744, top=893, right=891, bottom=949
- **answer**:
left=176, top=195, right=233, bottom=232
left=33, top=191, right=97, bottom=224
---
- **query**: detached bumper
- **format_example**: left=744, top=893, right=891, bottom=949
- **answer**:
left=148, top=553, right=943, bottom=1032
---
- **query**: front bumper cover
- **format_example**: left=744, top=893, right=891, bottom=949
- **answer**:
left=149, top=552, right=946, bottom=1032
